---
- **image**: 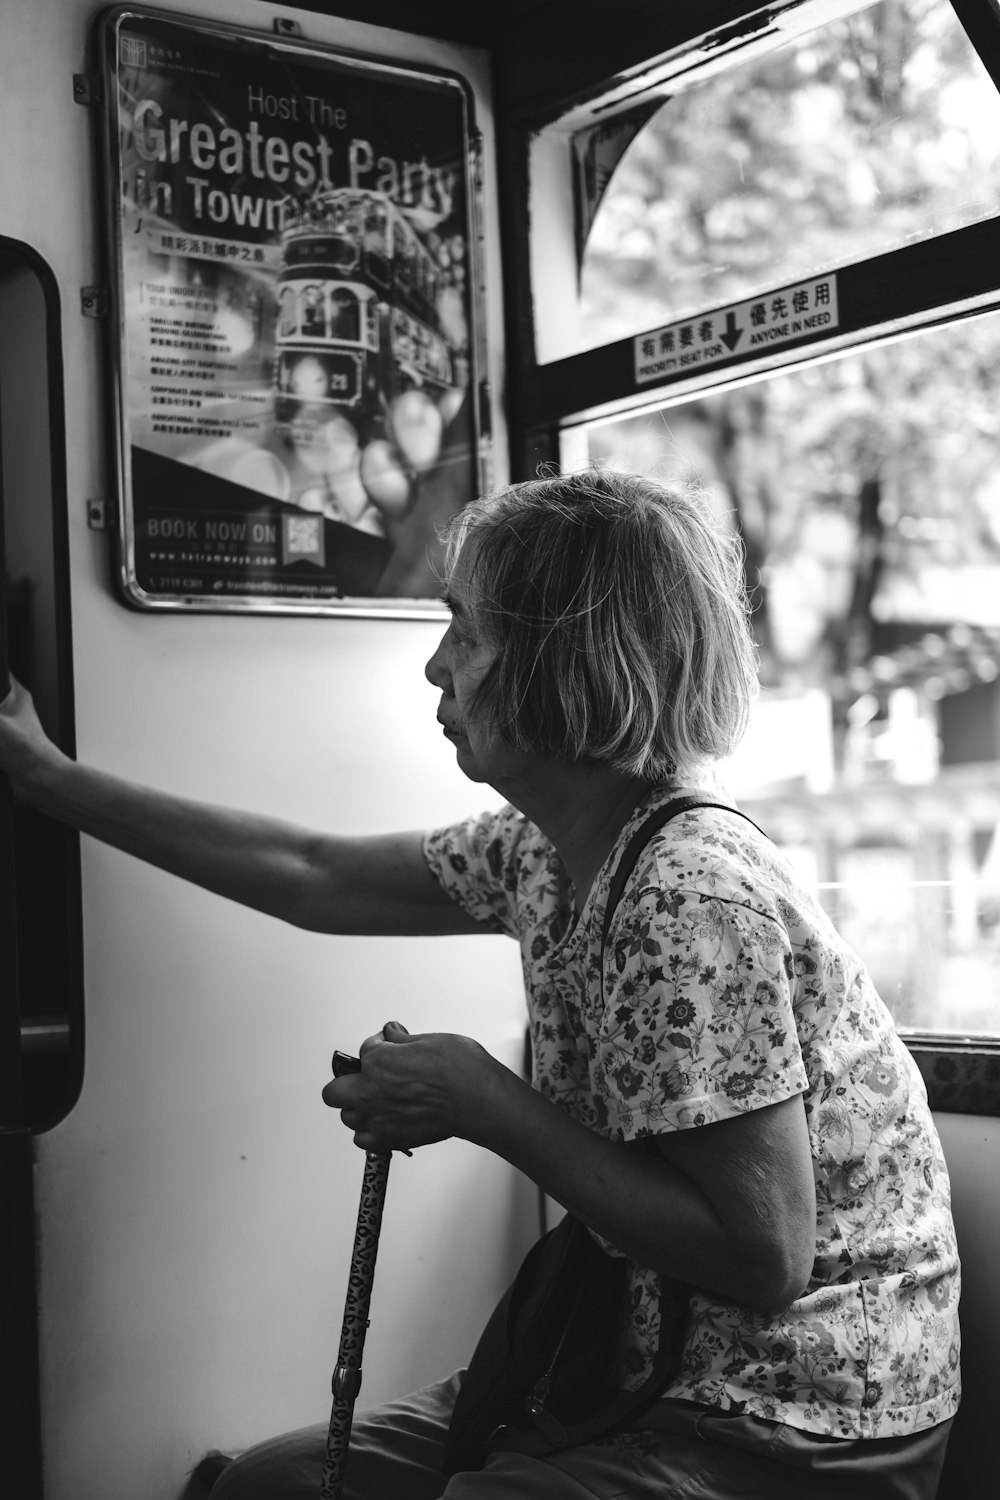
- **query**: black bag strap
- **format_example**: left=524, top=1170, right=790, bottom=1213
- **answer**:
left=515, top=1279, right=689, bottom=1457
left=532, top=793, right=769, bottom=1450
left=601, top=791, right=768, bottom=960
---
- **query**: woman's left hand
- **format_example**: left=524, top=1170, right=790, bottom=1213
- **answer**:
left=321, top=1021, right=507, bottom=1154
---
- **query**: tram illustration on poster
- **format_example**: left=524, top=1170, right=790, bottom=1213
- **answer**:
left=96, top=6, right=484, bottom=614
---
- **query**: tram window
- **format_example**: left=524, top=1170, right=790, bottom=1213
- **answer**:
left=363, top=203, right=390, bottom=288
left=364, top=298, right=379, bottom=350
left=330, top=288, right=360, bottom=342
left=392, top=220, right=409, bottom=263
left=277, top=286, right=297, bottom=339
left=576, top=0, right=1000, bottom=354
left=513, top=0, right=1000, bottom=1099
left=363, top=200, right=388, bottom=250
left=302, top=285, right=325, bottom=336
left=573, top=307, right=1000, bottom=1041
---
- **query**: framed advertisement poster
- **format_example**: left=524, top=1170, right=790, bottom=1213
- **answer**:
left=93, top=6, right=486, bottom=615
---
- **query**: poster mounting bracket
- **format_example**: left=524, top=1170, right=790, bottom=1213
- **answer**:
left=86, top=499, right=112, bottom=532
left=73, top=72, right=103, bottom=106
left=80, top=287, right=109, bottom=319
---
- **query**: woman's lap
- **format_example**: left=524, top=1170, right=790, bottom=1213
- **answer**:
left=208, top=1373, right=953, bottom=1500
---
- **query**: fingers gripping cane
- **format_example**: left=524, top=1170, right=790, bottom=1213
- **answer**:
left=320, top=1053, right=395, bottom=1500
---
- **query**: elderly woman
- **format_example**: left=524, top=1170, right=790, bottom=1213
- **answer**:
left=0, top=470, right=959, bottom=1500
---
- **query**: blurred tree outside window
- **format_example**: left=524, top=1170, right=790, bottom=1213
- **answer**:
left=577, top=0, right=1000, bottom=1036
left=579, top=0, right=1000, bottom=348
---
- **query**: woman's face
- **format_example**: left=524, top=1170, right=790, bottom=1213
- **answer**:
left=424, top=549, right=526, bottom=787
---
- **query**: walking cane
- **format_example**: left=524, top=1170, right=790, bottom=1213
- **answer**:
left=319, top=1053, right=395, bottom=1500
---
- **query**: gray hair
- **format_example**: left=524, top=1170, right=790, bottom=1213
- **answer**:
left=440, top=469, right=759, bottom=782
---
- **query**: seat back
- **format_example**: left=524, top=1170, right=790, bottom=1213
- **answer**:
left=931, top=1112, right=1000, bottom=1498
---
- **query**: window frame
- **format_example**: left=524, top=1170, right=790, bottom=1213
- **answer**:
left=496, top=0, right=1000, bottom=1107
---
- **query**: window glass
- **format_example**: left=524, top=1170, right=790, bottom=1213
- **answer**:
left=580, top=0, right=1000, bottom=350
left=582, top=311, right=1000, bottom=1036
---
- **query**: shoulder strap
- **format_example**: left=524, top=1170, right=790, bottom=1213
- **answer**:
left=554, top=793, right=768, bottom=1450
left=600, top=793, right=767, bottom=957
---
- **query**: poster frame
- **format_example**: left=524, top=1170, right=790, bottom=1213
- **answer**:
left=92, top=4, right=489, bottom=618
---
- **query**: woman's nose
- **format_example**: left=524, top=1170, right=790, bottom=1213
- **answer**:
left=425, top=630, right=451, bottom=689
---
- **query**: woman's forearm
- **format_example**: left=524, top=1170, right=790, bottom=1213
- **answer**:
left=325, top=1030, right=814, bottom=1311
left=466, top=1062, right=809, bottom=1312
left=16, top=749, right=336, bottom=926
left=12, top=746, right=478, bottom=936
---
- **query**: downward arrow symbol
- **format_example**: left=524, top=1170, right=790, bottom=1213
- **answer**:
left=720, top=312, right=743, bottom=352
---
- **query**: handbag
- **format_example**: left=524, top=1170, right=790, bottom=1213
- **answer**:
left=442, top=793, right=763, bottom=1474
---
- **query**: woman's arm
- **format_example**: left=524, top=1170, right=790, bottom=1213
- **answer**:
left=0, top=679, right=481, bottom=936
left=326, top=1026, right=817, bottom=1314
left=495, top=1073, right=818, bottom=1313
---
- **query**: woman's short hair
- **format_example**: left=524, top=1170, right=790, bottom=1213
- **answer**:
left=440, top=468, right=759, bottom=782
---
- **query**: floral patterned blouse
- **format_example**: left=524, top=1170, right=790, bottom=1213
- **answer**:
left=423, top=786, right=961, bottom=1439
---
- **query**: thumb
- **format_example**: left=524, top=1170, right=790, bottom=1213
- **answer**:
left=381, top=1020, right=411, bottom=1041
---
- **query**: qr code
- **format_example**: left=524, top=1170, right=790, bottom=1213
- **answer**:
left=285, top=516, right=321, bottom=556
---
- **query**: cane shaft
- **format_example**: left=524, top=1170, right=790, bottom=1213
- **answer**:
left=320, top=1151, right=391, bottom=1500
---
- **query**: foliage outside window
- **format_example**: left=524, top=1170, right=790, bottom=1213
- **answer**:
left=580, top=0, right=1000, bottom=349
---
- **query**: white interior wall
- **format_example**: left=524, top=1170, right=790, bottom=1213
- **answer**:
left=0, top=3, right=530, bottom=1498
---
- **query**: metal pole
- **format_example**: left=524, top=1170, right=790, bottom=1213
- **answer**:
left=319, top=1148, right=392, bottom=1500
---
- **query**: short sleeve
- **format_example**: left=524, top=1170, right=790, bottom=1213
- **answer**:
left=598, top=883, right=809, bottom=1138
left=422, top=804, right=527, bottom=938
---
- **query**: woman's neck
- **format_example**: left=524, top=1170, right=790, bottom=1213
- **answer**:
left=496, top=763, right=656, bottom=907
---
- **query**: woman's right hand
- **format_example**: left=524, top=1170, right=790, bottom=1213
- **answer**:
left=0, top=675, right=64, bottom=796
